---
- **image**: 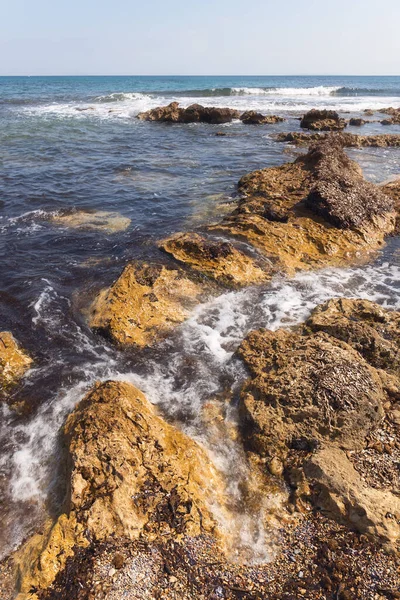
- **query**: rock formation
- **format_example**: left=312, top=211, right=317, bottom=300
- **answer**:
left=87, top=263, right=202, bottom=347
left=240, top=111, right=285, bottom=125
left=50, top=210, right=131, bottom=233
left=380, top=107, right=400, bottom=125
left=159, top=232, right=271, bottom=286
left=209, top=136, right=395, bottom=274
left=349, top=118, right=366, bottom=126
left=275, top=131, right=400, bottom=147
left=237, top=298, right=400, bottom=551
left=137, top=102, right=240, bottom=124
left=15, top=380, right=226, bottom=597
left=0, top=332, right=32, bottom=390
left=300, top=109, right=347, bottom=131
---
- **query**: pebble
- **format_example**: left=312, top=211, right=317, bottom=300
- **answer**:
left=108, top=568, right=116, bottom=578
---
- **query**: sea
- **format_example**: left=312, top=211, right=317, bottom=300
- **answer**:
left=1, top=75, right=400, bottom=561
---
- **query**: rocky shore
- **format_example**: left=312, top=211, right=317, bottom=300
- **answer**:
left=1, top=113, right=400, bottom=599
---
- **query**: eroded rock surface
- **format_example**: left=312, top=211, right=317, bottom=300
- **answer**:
left=0, top=332, right=32, bottom=390
left=137, top=102, right=240, bottom=124
left=276, top=131, right=400, bottom=147
left=210, top=137, right=395, bottom=274
left=159, top=232, right=271, bottom=286
left=88, top=263, right=202, bottom=347
left=240, top=111, right=285, bottom=125
left=300, top=109, right=347, bottom=131
left=15, top=380, right=226, bottom=596
left=237, top=298, right=400, bottom=550
left=380, top=107, right=400, bottom=125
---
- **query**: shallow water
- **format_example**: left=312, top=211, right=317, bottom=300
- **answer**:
left=1, top=75, right=400, bottom=562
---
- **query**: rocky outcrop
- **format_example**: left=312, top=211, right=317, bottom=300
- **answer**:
left=276, top=131, right=400, bottom=147
left=305, top=447, right=400, bottom=552
left=87, top=263, right=202, bottom=347
left=15, top=380, right=226, bottom=596
left=240, top=111, right=285, bottom=125
left=50, top=210, right=131, bottom=233
left=349, top=118, right=366, bottom=126
left=159, top=232, right=271, bottom=287
left=380, top=107, right=400, bottom=125
left=0, top=332, right=32, bottom=390
left=137, top=102, right=240, bottom=124
left=300, top=109, right=347, bottom=131
left=209, top=137, right=395, bottom=274
left=237, top=298, right=400, bottom=550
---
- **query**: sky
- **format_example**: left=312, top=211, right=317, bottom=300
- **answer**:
left=1, top=0, right=400, bottom=76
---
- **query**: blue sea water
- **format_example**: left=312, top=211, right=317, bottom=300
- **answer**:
left=1, top=75, right=400, bottom=560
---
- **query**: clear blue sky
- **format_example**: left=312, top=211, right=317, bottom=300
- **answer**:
left=1, top=0, right=399, bottom=76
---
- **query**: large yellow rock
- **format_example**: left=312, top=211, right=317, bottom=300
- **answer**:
left=159, top=232, right=271, bottom=287
left=0, top=332, right=32, bottom=390
left=87, top=262, right=202, bottom=347
left=15, top=380, right=226, bottom=596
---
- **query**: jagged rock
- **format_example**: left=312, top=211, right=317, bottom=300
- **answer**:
left=275, top=131, right=400, bottom=147
left=349, top=118, right=366, bottom=126
left=380, top=107, right=400, bottom=125
left=137, top=102, right=240, bottom=124
left=304, top=138, right=393, bottom=229
left=15, top=380, right=226, bottom=596
left=159, top=232, right=271, bottom=286
left=50, top=209, right=131, bottom=233
left=0, top=332, right=32, bottom=390
left=305, top=298, right=400, bottom=376
left=364, top=109, right=374, bottom=116
left=300, top=109, right=347, bottom=131
left=240, top=111, right=285, bottom=125
left=238, top=328, right=385, bottom=459
left=305, top=447, right=400, bottom=551
left=87, top=263, right=202, bottom=347
left=210, top=137, right=395, bottom=274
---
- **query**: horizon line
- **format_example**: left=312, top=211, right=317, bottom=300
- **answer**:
left=1, top=73, right=400, bottom=78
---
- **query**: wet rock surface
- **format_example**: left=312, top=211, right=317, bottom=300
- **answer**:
left=159, top=232, right=271, bottom=286
left=380, top=107, right=400, bottom=125
left=237, top=298, right=400, bottom=551
left=137, top=102, right=240, bottom=124
left=50, top=209, right=131, bottom=233
left=14, top=380, right=226, bottom=597
left=209, top=136, right=395, bottom=274
left=87, top=262, right=202, bottom=347
left=300, top=109, right=347, bottom=131
left=276, top=131, right=400, bottom=147
left=240, top=111, right=285, bottom=124
left=0, top=332, right=32, bottom=391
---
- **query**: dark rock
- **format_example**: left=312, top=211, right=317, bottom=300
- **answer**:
left=137, top=102, right=240, bottom=124
left=300, top=109, right=346, bottom=131
left=349, top=118, right=366, bottom=126
left=240, top=111, right=285, bottom=125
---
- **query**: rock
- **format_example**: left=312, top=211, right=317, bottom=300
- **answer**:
left=50, top=209, right=131, bottom=233
left=364, top=109, right=374, bottom=116
left=380, top=107, right=400, bottom=125
left=300, top=109, right=347, bottom=131
left=237, top=328, right=385, bottom=459
left=305, top=298, right=400, bottom=375
left=15, top=380, right=226, bottom=595
left=240, top=111, right=285, bottom=125
left=159, top=232, right=271, bottom=287
left=305, top=447, right=400, bottom=551
left=0, top=332, right=32, bottom=390
left=275, top=132, right=400, bottom=148
left=210, top=136, right=395, bottom=274
left=305, top=137, right=394, bottom=230
left=87, top=263, right=202, bottom=347
left=137, top=102, right=240, bottom=124
left=349, top=118, right=366, bottom=126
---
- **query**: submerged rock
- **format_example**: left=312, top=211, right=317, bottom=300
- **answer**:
left=15, top=380, right=226, bottom=596
left=237, top=298, right=400, bottom=550
left=0, top=332, right=32, bottom=390
left=300, top=109, right=347, bottom=131
left=137, top=102, right=240, bottom=124
left=50, top=209, right=131, bottom=233
left=276, top=131, right=400, bottom=147
left=240, top=111, right=285, bottom=125
left=87, top=263, right=202, bottom=347
left=210, top=136, right=395, bottom=274
left=159, top=232, right=271, bottom=286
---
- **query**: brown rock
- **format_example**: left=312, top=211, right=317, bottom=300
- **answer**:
left=238, top=328, right=385, bottom=459
left=137, top=102, right=240, bottom=124
left=15, top=380, right=226, bottom=595
left=349, top=118, right=366, bottom=126
left=305, top=447, right=400, bottom=551
left=380, top=107, right=400, bottom=125
left=159, top=232, right=271, bottom=287
left=210, top=136, right=395, bottom=274
left=240, top=111, right=285, bottom=125
left=300, top=109, right=347, bottom=131
left=87, top=263, right=202, bottom=347
left=0, top=332, right=32, bottom=390
left=275, top=131, right=400, bottom=148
